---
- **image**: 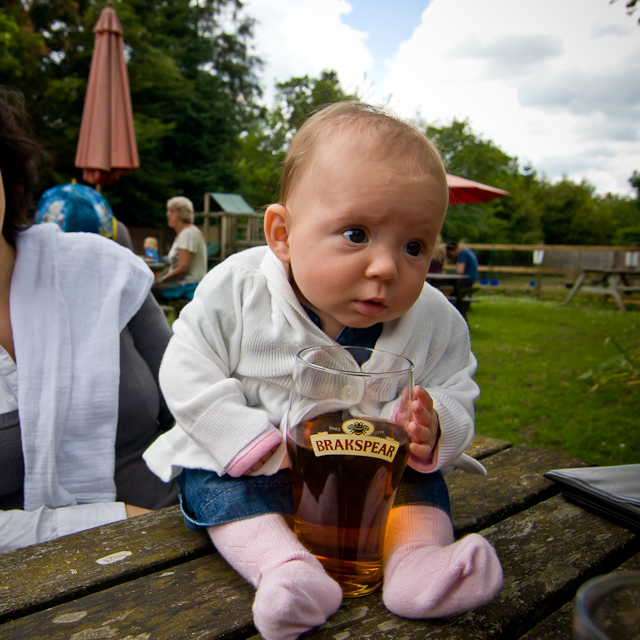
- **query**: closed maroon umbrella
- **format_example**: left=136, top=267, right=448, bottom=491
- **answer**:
left=75, top=0, right=139, bottom=186
left=447, top=174, right=509, bottom=204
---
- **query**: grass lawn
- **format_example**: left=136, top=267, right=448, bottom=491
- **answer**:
left=468, top=293, right=640, bottom=466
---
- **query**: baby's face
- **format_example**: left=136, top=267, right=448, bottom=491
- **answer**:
left=284, top=130, right=447, bottom=340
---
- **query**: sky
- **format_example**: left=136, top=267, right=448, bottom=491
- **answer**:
left=241, top=0, right=640, bottom=197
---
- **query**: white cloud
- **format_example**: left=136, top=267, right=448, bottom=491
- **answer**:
left=383, top=0, right=640, bottom=195
left=243, top=0, right=375, bottom=102
left=240, top=0, right=640, bottom=195
left=448, top=34, right=565, bottom=78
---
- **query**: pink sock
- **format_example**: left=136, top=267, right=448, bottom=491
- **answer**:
left=382, top=505, right=503, bottom=618
left=208, top=514, right=342, bottom=640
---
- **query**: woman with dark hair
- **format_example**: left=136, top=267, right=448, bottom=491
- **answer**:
left=0, top=90, right=41, bottom=246
left=0, top=88, right=178, bottom=552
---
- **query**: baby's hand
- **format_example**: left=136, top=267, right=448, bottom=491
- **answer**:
left=225, top=428, right=283, bottom=478
left=405, top=385, right=440, bottom=462
left=244, top=445, right=279, bottom=475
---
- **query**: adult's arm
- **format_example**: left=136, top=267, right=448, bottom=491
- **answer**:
left=0, top=502, right=126, bottom=553
left=456, top=260, right=467, bottom=275
left=114, top=219, right=134, bottom=252
left=125, top=293, right=174, bottom=431
left=158, top=249, right=192, bottom=283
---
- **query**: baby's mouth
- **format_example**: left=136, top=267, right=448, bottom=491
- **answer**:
left=356, top=298, right=386, bottom=316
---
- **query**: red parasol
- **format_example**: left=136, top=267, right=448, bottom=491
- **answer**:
left=75, top=0, right=139, bottom=186
left=447, top=174, right=509, bottom=205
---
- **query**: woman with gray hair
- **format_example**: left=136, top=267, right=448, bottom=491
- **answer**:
left=155, top=196, right=208, bottom=300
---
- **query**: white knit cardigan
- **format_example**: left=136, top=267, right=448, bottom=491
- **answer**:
left=144, top=246, right=483, bottom=482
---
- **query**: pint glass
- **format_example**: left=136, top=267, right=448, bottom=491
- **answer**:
left=574, top=572, right=640, bottom=639
left=285, top=346, right=413, bottom=597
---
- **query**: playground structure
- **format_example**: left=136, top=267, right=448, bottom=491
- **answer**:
left=199, top=192, right=265, bottom=263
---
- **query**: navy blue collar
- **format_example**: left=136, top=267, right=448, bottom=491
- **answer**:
left=302, top=305, right=382, bottom=349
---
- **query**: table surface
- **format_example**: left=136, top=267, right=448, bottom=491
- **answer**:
left=145, top=261, right=167, bottom=272
left=1, top=437, right=638, bottom=640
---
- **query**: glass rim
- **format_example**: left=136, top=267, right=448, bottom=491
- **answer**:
left=296, top=345, right=414, bottom=377
left=575, top=572, right=640, bottom=640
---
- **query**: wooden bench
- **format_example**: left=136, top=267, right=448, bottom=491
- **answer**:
left=444, top=285, right=482, bottom=318
left=426, top=275, right=481, bottom=320
left=1, top=437, right=637, bottom=639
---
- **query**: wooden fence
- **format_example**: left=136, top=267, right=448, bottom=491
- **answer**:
left=449, top=244, right=640, bottom=300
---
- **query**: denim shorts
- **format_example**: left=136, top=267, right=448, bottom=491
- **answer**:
left=178, top=466, right=450, bottom=531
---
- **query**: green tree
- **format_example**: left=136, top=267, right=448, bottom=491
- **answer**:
left=605, top=171, right=640, bottom=244
left=0, top=0, right=262, bottom=227
left=537, top=179, right=611, bottom=245
left=424, top=118, right=514, bottom=185
left=419, top=118, right=518, bottom=244
left=611, top=0, right=639, bottom=24
left=490, top=166, right=546, bottom=245
left=235, top=70, right=358, bottom=209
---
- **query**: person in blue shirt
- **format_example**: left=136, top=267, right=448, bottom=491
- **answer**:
left=446, top=240, right=479, bottom=286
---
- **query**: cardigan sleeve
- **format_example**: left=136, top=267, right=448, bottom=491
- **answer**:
left=157, top=261, right=279, bottom=474
left=390, top=287, right=479, bottom=473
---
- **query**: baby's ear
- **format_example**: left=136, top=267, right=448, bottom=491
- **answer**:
left=264, top=204, right=291, bottom=263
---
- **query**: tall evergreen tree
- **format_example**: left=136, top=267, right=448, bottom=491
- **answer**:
left=0, top=0, right=262, bottom=227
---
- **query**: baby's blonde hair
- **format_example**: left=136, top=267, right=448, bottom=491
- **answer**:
left=144, top=237, right=158, bottom=251
left=279, top=101, right=448, bottom=207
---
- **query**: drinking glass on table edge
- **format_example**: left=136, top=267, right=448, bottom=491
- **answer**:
left=573, top=572, right=640, bottom=639
left=285, top=346, right=413, bottom=597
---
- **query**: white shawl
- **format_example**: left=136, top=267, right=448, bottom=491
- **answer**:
left=11, top=224, right=153, bottom=511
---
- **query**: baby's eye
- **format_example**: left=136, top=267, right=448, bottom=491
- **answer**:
left=342, top=228, right=367, bottom=244
left=404, top=241, right=424, bottom=257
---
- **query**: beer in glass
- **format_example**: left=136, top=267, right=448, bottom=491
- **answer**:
left=286, top=346, right=412, bottom=597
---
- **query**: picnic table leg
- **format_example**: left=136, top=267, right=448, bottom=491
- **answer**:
left=453, top=281, right=466, bottom=320
left=563, top=272, right=586, bottom=305
left=607, top=275, right=627, bottom=312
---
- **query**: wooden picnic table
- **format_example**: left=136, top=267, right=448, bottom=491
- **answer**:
left=425, top=273, right=475, bottom=319
left=563, top=267, right=640, bottom=311
left=1, top=436, right=638, bottom=639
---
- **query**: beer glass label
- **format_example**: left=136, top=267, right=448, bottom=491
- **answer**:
left=310, top=431, right=401, bottom=463
left=342, top=418, right=375, bottom=436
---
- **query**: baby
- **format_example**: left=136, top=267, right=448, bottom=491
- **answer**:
left=144, top=101, right=503, bottom=640
left=143, top=236, right=159, bottom=262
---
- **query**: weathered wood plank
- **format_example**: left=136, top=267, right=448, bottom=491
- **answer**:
left=297, top=495, right=639, bottom=639
left=465, top=435, right=512, bottom=460
left=0, top=553, right=255, bottom=640
left=447, top=444, right=592, bottom=536
left=2, top=457, right=637, bottom=640
left=0, top=442, right=617, bottom=640
left=0, top=439, right=509, bottom=623
left=0, top=505, right=210, bottom=622
left=520, top=550, right=640, bottom=640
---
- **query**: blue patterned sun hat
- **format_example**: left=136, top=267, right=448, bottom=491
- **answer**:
left=34, top=183, right=116, bottom=239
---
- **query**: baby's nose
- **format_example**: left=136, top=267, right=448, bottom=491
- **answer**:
left=365, top=249, right=399, bottom=280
